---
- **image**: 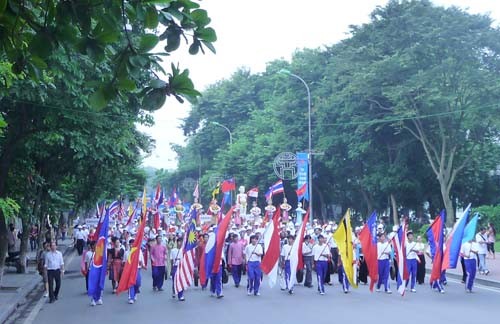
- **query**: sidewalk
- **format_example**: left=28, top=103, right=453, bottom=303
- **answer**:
left=425, top=252, right=500, bottom=288
left=0, top=239, right=74, bottom=323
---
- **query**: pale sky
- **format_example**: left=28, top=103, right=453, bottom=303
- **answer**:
left=140, top=0, right=500, bottom=170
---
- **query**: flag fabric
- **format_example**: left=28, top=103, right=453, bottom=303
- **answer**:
left=168, top=187, right=179, bottom=207
left=174, top=209, right=198, bottom=293
left=88, top=208, right=110, bottom=299
left=295, top=183, right=307, bottom=202
left=261, top=208, right=281, bottom=287
left=211, top=183, right=220, bottom=200
left=359, top=211, right=378, bottom=292
left=108, top=200, right=120, bottom=219
left=116, top=212, right=147, bottom=295
left=154, top=184, right=164, bottom=207
left=289, top=209, right=310, bottom=288
left=392, top=220, right=408, bottom=296
left=221, top=178, right=236, bottom=193
left=212, top=207, right=235, bottom=273
left=442, top=204, right=471, bottom=270
left=125, top=200, right=139, bottom=228
left=426, top=210, right=446, bottom=284
left=333, top=209, right=357, bottom=288
left=193, top=182, right=199, bottom=199
left=247, top=187, right=259, bottom=198
left=93, top=202, right=106, bottom=242
left=200, top=231, right=215, bottom=286
left=462, top=213, right=479, bottom=244
left=222, top=191, right=231, bottom=207
left=141, top=187, right=148, bottom=216
left=265, top=180, right=284, bottom=201
left=153, top=211, right=160, bottom=230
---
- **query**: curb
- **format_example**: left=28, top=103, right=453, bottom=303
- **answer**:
left=425, top=268, right=500, bottom=289
left=0, top=243, right=74, bottom=324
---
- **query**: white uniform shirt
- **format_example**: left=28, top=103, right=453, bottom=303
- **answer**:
left=377, top=241, right=391, bottom=260
left=414, top=242, right=425, bottom=254
left=85, top=250, right=94, bottom=265
left=44, top=250, right=64, bottom=270
left=406, top=241, right=418, bottom=260
left=475, top=233, right=488, bottom=254
left=313, top=244, right=331, bottom=261
left=75, top=230, right=86, bottom=240
left=302, top=242, right=313, bottom=256
left=244, top=244, right=263, bottom=262
left=170, top=248, right=183, bottom=266
left=461, top=241, right=479, bottom=260
left=281, top=244, right=292, bottom=260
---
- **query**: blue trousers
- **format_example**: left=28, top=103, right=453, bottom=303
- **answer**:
left=284, top=260, right=292, bottom=290
left=377, top=259, right=390, bottom=291
left=128, top=270, right=141, bottom=300
left=231, top=264, right=242, bottom=286
left=247, top=261, right=261, bottom=295
left=171, top=266, right=184, bottom=299
left=152, top=266, right=165, bottom=289
left=407, top=259, right=417, bottom=289
left=464, top=259, right=476, bottom=291
left=316, top=260, right=328, bottom=293
left=210, top=265, right=223, bottom=296
left=338, top=264, right=350, bottom=291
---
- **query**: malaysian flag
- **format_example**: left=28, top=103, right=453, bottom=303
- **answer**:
left=392, top=219, right=408, bottom=296
left=174, top=209, right=197, bottom=293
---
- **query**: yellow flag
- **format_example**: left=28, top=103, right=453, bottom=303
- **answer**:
left=333, top=209, right=357, bottom=288
left=211, top=182, right=220, bottom=200
left=141, top=187, right=147, bottom=217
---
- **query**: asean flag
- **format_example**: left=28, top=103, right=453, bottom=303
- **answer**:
left=88, top=208, right=110, bottom=301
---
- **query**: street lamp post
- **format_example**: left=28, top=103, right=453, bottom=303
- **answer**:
left=279, top=69, right=313, bottom=225
left=211, top=121, right=233, bottom=145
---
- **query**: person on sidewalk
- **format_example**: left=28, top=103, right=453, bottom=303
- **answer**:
left=150, top=235, right=167, bottom=291
left=476, top=228, right=490, bottom=275
left=227, top=233, right=245, bottom=288
left=75, top=225, right=85, bottom=255
left=461, top=237, right=479, bottom=293
left=44, top=242, right=65, bottom=303
left=487, top=223, right=496, bottom=260
left=37, top=242, right=50, bottom=298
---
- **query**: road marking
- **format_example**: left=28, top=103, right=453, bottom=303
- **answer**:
left=23, top=250, right=77, bottom=324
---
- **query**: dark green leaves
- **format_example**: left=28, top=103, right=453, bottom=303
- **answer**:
left=138, top=34, right=160, bottom=53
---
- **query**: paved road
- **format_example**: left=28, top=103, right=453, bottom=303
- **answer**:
left=13, top=252, right=500, bottom=324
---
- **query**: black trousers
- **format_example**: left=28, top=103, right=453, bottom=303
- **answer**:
left=76, top=239, right=84, bottom=255
left=417, top=254, right=426, bottom=284
left=47, top=269, right=61, bottom=301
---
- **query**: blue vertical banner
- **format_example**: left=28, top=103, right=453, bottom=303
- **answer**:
left=296, top=152, right=309, bottom=201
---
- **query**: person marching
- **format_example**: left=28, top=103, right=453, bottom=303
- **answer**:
left=244, top=234, right=263, bottom=296
left=313, top=234, right=331, bottom=295
left=150, top=235, right=167, bottom=291
left=170, top=237, right=185, bottom=301
left=210, top=248, right=225, bottom=299
left=302, top=234, right=314, bottom=288
left=415, top=235, right=426, bottom=285
left=405, top=231, right=418, bottom=292
left=376, top=232, right=392, bottom=293
left=108, top=237, right=125, bottom=294
left=44, top=241, right=65, bottom=303
left=227, top=233, right=245, bottom=287
left=280, top=235, right=295, bottom=294
left=84, top=242, right=96, bottom=295
left=126, top=238, right=146, bottom=304
left=337, top=254, right=350, bottom=293
left=461, top=237, right=479, bottom=293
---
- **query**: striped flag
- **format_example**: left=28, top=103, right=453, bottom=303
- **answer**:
left=108, top=200, right=120, bottom=219
left=247, top=187, right=258, bottom=198
left=193, top=182, right=199, bottom=199
left=174, top=209, right=197, bottom=293
left=392, top=219, right=408, bottom=296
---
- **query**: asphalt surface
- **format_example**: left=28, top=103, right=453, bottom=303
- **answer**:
left=13, top=252, right=500, bottom=324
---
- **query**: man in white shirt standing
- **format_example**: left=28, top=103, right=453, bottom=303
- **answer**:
left=170, top=237, right=184, bottom=301
left=280, top=235, right=295, bottom=294
left=302, top=234, right=314, bottom=288
left=475, top=228, right=490, bottom=275
left=44, top=242, right=65, bottom=303
left=461, top=237, right=479, bottom=292
left=313, top=235, right=331, bottom=295
left=244, top=235, right=263, bottom=296
left=405, top=231, right=419, bottom=292
left=376, top=233, right=392, bottom=293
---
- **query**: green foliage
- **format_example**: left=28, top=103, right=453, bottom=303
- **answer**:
left=473, top=205, right=500, bottom=233
left=0, top=0, right=217, bottom=108
left=0, top=197, right=20, bottom=222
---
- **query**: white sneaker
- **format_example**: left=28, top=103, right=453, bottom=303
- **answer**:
left=128, top=299, right=134, bottom=304
left=320, top=292, right=325, bottom=295
left=247, top=290, right=252, bottom=296
left=90, top=300, right=96, bottom=306
left=96, top=299, right=103, bottom=305
left=385, top=290, right=392, bottom=294
left=411, top=289, right=416, bottom=293
left=43, top=292, right=48, bottom=298
left=375, top=288, right=380, bottom=292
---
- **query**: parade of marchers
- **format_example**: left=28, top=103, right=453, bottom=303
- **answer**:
left=45, top=183, right=496, bottom=308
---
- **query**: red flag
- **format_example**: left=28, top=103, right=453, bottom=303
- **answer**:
left=296, top=210, right=310, bottom=271
left=358, top=212, right=378, bottom=292
left=212, top=207, right=235, bottom=273
left=116, top=214, right=147, bottom=295
left=221, top=178, right=236, bottom=193
left=247, top=187, right=259, bottom=198
left=261, top=209, right=281, bottom=275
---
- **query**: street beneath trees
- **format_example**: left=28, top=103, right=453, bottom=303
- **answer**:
left=11, top=251, right=500, bottom=324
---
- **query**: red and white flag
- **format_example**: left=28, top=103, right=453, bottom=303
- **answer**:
left=247, top=187, right=259, bottom=198
left=289, top=209, right=310, bottom=288
left=261, top=209, right=281, bottom=287
left=193, top=182, right=199, bottom=199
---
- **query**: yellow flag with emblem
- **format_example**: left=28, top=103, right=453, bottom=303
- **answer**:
left=141, top=187, right=147, bottom=218
left=333, top=208, right=357, bottom=288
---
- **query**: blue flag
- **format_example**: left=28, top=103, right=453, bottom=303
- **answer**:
left=88, top=208, right=110, bottom=301
left=462, top=213, right=479, bottom=243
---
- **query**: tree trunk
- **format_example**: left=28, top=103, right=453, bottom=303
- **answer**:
left=440, top=182, right=455, bottom=227
left=18, top=218, right=30, bottom=273
left=360, top=189, right=373, bottom=217
left=390, top=193, right=399, bottom=226
left=316, top=188, right=327, bottom=223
